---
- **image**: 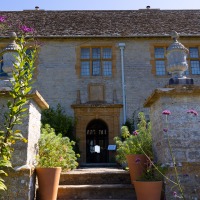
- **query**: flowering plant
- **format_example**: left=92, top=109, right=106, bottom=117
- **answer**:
left=114, top=112, right=153, bottom=165
left=0, top=16, right=37, bottom=190
left=134, top=109, right=198, bottom=199
left=37, top=124, right=79, bottom=171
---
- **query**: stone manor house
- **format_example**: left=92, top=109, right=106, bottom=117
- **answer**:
left=1, top=8, right=200, bottom=164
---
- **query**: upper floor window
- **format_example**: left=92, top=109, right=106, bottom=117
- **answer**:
left=154, top=47, right=166, bottom=75
left=153, top=46, right=200, bottom=76
left=189, top=47, right=200, bottom=75
left=80, top=47, right=112, bottom=77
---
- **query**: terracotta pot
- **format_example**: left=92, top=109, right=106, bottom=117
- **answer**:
left=133, top=181, right=163, bottom=200
left=126, top=154, right=147, bottom=182
left=36, top=167, right=61, bottom=200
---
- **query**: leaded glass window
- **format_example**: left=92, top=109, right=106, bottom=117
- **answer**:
left=80, top=47, right=112, bottom=77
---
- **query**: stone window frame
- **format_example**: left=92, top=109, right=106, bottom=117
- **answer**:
left=150, top=44, right=169, bottom=77
left=188, top=47, right=200, bottom=75
left=76, top=43, right=116, bottom=78
left=150, top=43, right=200, bottom=77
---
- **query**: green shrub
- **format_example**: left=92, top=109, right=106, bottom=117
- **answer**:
left=41, top=104, right=80, bottom=154
left=37, top=124, right=79, bottom=171
left=41, top=104, right=74, bottom=138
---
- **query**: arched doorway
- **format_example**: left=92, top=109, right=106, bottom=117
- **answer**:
left=86, top=119, right=108, bottom=163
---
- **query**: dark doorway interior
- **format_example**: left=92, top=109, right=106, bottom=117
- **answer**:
left=86, top=119, right=109, bottom=163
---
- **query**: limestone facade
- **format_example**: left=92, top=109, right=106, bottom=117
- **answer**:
left=30, top=37, right=200, bottom=163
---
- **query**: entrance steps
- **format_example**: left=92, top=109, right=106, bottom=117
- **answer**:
left=57, top=167, right=136, bottom=200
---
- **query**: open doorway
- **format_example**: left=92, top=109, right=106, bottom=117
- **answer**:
left=86, top=119, right=108, bottom=163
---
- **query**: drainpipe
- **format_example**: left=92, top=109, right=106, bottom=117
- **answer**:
left=118, top=43, right=126, bottom=124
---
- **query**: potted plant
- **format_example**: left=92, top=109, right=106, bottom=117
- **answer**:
left=114, top=112, right=153, bottom=182
left=36, top=124, right=79, bottom=200
left=133, top=159, right=166, bottom=200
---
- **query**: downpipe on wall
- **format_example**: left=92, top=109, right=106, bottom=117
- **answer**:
left=118, top=43, right=126, bottom=124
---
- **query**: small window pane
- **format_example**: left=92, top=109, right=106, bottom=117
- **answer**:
left=156, top=61, right=165, bottom=75
left=81, top=48, right=90, bottom=59
left=103, top=48, right=112, bottom=59
left=0, top=56, right=7, bottom=77
left=92, top=48, right=100, bottom=59
left=103, top=61, right=112, bottom=76
left=81, top=61, right=90, bottom=76
left=191, top=61, right=200, bottom=74
left=155, top=48, right=165, bottom=58
left=189, top=48, right=199, bottom=58
left=92, top=61, right=100, bottom=76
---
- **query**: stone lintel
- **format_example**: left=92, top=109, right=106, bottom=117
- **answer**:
left=144, top=85, right=200, bottom=107
left=0, top=88, right=49, bottom=110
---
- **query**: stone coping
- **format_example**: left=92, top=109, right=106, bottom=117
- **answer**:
left=144, top=85, right=200, bottom=107
left=0, top=88, right=49, bottom=110
left=71, top=103, right=123, bottom=108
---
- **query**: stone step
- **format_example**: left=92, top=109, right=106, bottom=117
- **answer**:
left=57, top=184, right=136, bottom=200
left=59, top=168, right=131, bottom=185
left=56, top=167, right=136, bottom=200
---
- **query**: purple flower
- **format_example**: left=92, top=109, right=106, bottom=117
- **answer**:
left=163, top=128, right=168, bottom=132
left=162, top=110, right=171, bottom=115
left=133, top=130, right=138, bottom=136
left=0, top=16, right=6, bottom=23
left=21, top=25, right=34, bottom=33
left=183, top=174, right=189, bottom=177
left=187, top=109, right=198, bottom=116
left=135, top=157, right=141, bottom=164
left=173, top=191, right=177, bottom=198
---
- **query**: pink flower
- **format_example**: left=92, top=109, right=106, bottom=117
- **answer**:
left=133, top=130, right=138, bottom=136
left=162, top=110, right=171, bottom=115
left=173, top=191, right=177, bottom=198
left=21, top=25, right=34, bottom=33
left=163, top=128, right=168, bottom=132
left=135, top=157, right=141, bottom=164
left=187, top=109, right=198, bottom=116
left=0, top=16, right=5, bottom=23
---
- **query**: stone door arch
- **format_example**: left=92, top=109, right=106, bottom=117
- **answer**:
left=72, top=104, right=122, bottom=163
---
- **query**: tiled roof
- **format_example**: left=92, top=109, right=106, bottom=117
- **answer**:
left=1, top=10, right=200, bottom=37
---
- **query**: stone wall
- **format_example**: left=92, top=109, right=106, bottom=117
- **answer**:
left=145, top=86, right=200, bottom=199
left=34, top=37, right=200, bottom=124
left=0, top=91, right=48, bottom=200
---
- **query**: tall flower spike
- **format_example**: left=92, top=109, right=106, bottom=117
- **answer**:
left=162, top=110, right=171, bottom=115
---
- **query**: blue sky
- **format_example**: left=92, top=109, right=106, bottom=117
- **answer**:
left=1, top=0, right=200, bottom=11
